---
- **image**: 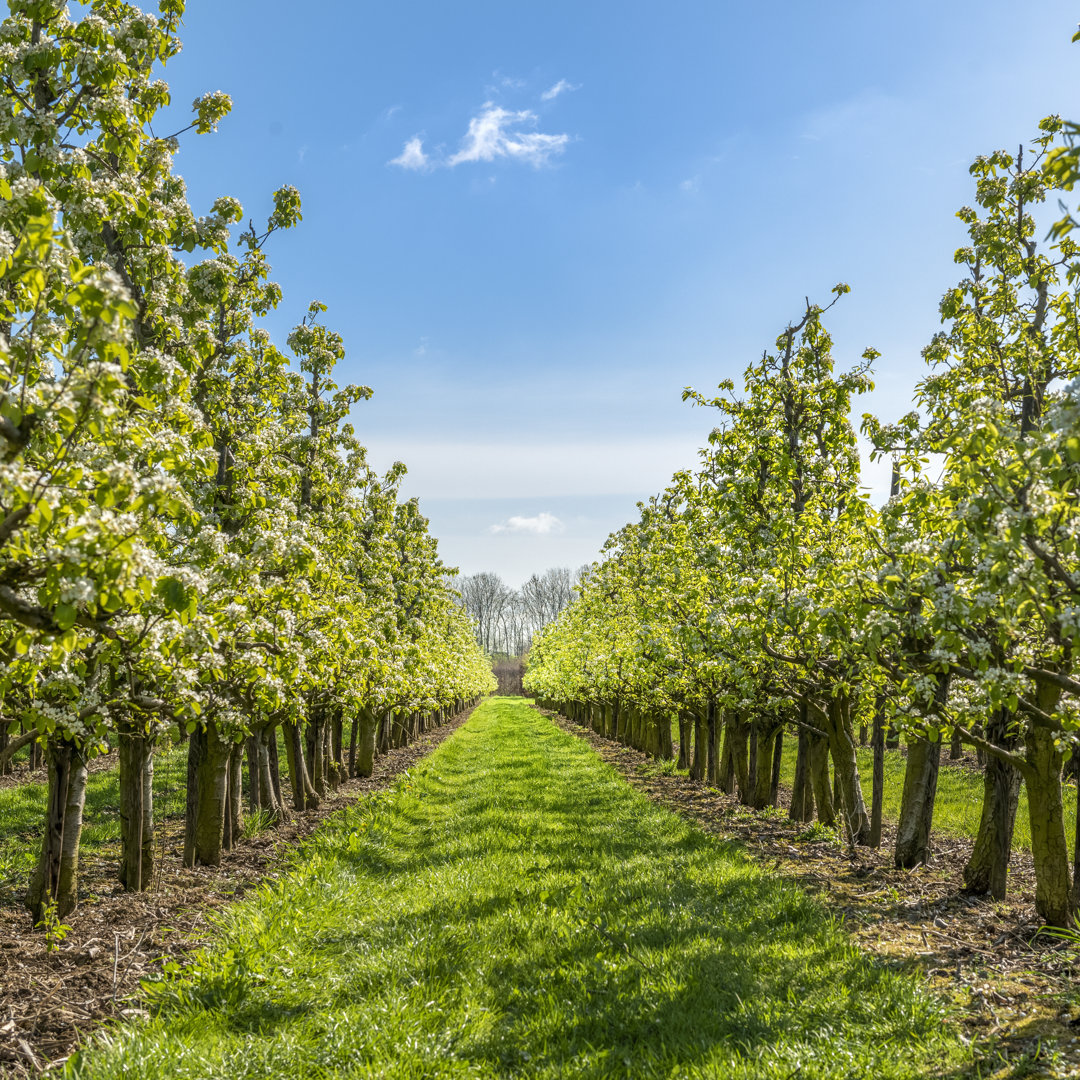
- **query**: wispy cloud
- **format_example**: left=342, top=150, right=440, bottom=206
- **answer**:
left=541, top=79, right=579, bottom=102
left=679, top=175, right=700, bottom=193
left=489, top=512, right=565, bottom=535
left=389, top=136, right=429, bottom=170
left=448, top=104, right=569, bottom=168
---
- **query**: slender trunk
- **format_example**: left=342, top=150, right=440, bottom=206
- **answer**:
left=828, top=697, right=870, bottom=845
left=1026, top=719, right=1072, bottom=927
left=117, top=720, right=154, bottom=892
left=706, top=701, right=720, bottom=787
left=731, top=713, right=751, bottom=803
left=809, top=732, right=834, bottom=827
left=183, top=722, right=231, bottom=868
left=747, top=725, right=758, bottom=798
left=789, top=724, right=814, bottom=822
left=769, top=727, right=783, bottom=807
left=348, top=716, right=359, bottom=778
left=751, top=722, right=777, bottom=810
left=356, top=706, right=377, bottom=778
left=267, top=725, right=286, bottom=817
left=26, top=736, right=89, bottom=922
left=309, top=711, right=326, bottom=795
left=224, top=741, right=243, bottom=851
left=283, top=721, right=314, bottom=811
left=964, top=709, right=1020, bottom=899
left=718, top=711, right=735, bottom=794
left=677, top=712, right=691, bottom=769
left=690, top=710, right=707, bottom=782
left=659, top=712, right=674, bottom=760
left=258, top=726, right=285, bottom=820
left=246, top=734, right=261, bottom=812
left=870, top=706, right=884, bottom=849
left=894, top=737, right=941, bottom=869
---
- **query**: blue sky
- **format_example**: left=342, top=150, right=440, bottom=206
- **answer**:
left=161, top=0, right=1080, bottom=584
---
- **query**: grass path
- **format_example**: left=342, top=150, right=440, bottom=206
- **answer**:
left=69, top=699, right=971, bottom=1079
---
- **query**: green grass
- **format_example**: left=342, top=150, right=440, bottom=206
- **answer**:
left=775, top=738, right=1078, bottom=856
left=0, top=740, right=190, bottom=900
left=69, top=698, right=970, bottom=1080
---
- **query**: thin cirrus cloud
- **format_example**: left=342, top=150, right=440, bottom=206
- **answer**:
left=389, top=99, right=571, bottom=171
left=540, top=79, right=579, bottom=101
left=489, top=512, right=565, bottom=535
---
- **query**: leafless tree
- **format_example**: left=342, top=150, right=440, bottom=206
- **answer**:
left=457, top=566, right=584, bottom=664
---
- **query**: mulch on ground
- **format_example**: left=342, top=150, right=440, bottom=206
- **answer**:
left=545, top=709, right=1080, bottom=1080
left=0, top=708, right=475, bottom=1078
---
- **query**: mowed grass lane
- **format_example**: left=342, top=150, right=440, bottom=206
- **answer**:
left=69, top=698, right=969, bottom=1079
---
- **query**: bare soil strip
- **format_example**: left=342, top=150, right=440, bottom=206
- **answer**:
left=0, top=707, right=476, bottom=1077
left=544, top=708, right=1080, bottom=1077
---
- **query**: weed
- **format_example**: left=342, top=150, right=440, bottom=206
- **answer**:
left=35, top=897, right=71, bottom=952
left=240, top=808, right=277, bottom=840
left=795, top=819, right=841, bottom=844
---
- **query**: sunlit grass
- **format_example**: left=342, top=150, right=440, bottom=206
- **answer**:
left=69, top=698, right=969, bottom=1080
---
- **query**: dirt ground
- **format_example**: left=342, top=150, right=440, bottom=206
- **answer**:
left=545, top=710, right=1080, bottom=1080
left=0, top=707, right=475, bottom=1077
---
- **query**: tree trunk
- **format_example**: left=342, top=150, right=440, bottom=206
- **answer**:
left=706, top=701, right=720, bottom=787
left=246, top=734, right=261, bottom=812
left=690, top=711, right=707, bottom=782
left=283, top=721, right=316, bottom=811
left=183, top=722, right=231, bottom=868
left=356, top=706, right=377, bottom=778
left=1025, top=720, right=1072, bottom=927
left=26, top=736, right=89, bottom=923
left=117, top=720, right=154, bottom=892
left=809, top=732, right=834, bottom=827
left=348, top=716, right=359, bottom=777
left=267, top=725, right=286, bottom=817
left=751, top=722, right=778, bottom=810
left=770, top=727, right=783, bottom=807
left=718, top=711, right=735, bottom=794
left=677, top=712, right=691, bottom=769
left=308, top=711, right=326, bottom=795
left=827, top=697, right=870, bottom=845
left=964, top=709, right=1020, bottom=899
left=789, top=725, right=814, bottom=822
left=223, top=741, right=243, bottom=851
left=659, top=712, right=674, bottom=760
left=869, top=705, right=885, bottom=848
left=894, top=736, right=941, bottom=869
left=730, top=713, right=751, bottom=803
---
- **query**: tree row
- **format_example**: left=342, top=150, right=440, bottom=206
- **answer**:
left=0, top=0, right=495, bottom=925
left=526, top=120, right=1080, bottom=926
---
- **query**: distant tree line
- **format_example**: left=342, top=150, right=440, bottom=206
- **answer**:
left=457, top=567, right=586, bottom=659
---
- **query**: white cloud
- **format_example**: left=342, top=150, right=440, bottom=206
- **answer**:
left=679, top=175, right=700, bottom=193
left=448, top=104, right=569, bottom=168
left=489, top=512, right=565, bottom=535
left=389, top=136, right=429, bottom=170
left=541, top=79, right=579, bottom=101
